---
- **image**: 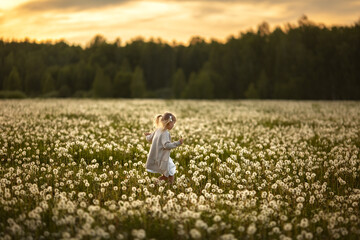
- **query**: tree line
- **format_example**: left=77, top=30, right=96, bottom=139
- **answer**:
left=1, top=16, right=359, bottom=99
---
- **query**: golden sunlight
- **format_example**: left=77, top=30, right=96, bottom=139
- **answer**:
left=0, top=0, right=29, bottom=10
left=0, top=0, right=359, bottom=46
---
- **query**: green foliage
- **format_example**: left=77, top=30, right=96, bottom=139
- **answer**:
left=0, top=16, right=359, bottom=99
left=113, top=71, right=132, bottom=98
left=256, top=70, right=269, bottom=98
left=183, top=70, right=214, bottom=99
left=59, top=85, right=72, bottom=98
left=0, top=90, right=26, bottom=98
left=41, top=72, right=55, bottom=94
left=42, top=90, right=60, bottom=98
left=92, top=67, right=113, bottom=98
left=3, top=67, right=22, bottom=91
left=171, top=68, right=186, bottom=98
left=244, top=82, right=259, bottom=99
left=72, top=90, right=92, bottom=98
left=131, top=66, right=147, bottom=98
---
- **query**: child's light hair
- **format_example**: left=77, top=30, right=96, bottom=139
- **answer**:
left=154, top=112, right=176, bottom=130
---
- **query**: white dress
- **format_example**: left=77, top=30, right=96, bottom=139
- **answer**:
left=145, top=128, right=180, bottom=177
left=147, top=156, right=176, bottom=176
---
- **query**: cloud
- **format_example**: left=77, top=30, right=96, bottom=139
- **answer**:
left=169, top=0, right=360, bottom=18
left=1, top=0, right=359, bottom=46
left=11, top=0, right=360, bottom=24
left=15, top=0, right=129, bottom=12
left=14, top=0, right=360, bottom=14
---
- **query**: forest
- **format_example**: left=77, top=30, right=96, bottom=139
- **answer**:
left=0, top=16, right=359, bottom=99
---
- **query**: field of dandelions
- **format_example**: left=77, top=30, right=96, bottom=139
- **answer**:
left=0, top=99, right=360, bottom=240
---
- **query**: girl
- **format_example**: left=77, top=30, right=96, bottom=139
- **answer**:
left=144, top=112, right=183, bottom=184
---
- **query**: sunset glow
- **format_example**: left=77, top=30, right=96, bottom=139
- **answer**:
left=0, top=0, right=359, bottom=46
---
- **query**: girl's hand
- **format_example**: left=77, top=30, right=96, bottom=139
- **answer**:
left=179, top=138, right=184, bottom=145
left=144, top=132, right=151, bottom=136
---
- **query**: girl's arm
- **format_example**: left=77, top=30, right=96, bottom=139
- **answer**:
left=161, top=131, right=182, bottom=150
left=144, top=132, right=154, bottom=143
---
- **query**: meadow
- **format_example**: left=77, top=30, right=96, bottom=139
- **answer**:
left=0, top=99, right=359, bottom=240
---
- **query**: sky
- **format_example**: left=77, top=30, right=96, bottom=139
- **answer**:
left=0, top=0, right=359, bottom=46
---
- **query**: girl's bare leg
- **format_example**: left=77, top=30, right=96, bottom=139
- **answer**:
left=158, top=175, right=168, bottom=181
left=168, top=175, right=174, bottom=184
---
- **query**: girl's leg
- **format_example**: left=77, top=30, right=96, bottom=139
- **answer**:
left=168, top=175, right=174, bottom=184
left=158, top=175, right=168, bottom=181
